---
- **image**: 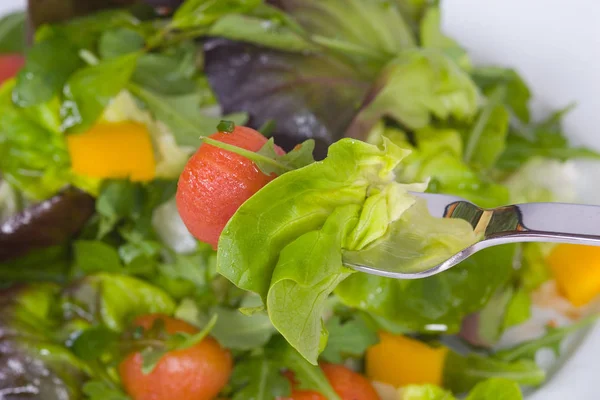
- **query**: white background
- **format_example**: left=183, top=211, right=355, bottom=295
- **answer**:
left=1, top=0, right=599, bottom=398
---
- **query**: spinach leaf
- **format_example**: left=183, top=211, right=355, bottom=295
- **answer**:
left=83, top=381, right=131, bottom=400
left=0, top=11, right=26, bottom=54
left=62, top=53, right=140, bottom=132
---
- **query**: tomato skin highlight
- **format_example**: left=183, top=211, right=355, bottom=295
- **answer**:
left=119, top=314, right=233, bottom=400
left=280, top=364, right=380, bottom=400
left=0, top=54, right=24, bottom=84
left=176, top=126, right=284, bottom=248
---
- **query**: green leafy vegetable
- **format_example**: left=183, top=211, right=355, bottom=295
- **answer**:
left=269, top=336, right=340, bottom=400
left=494, top=314, right=600, bottom=362
left=0, top=11, right=26, bottom=54
left=502, top=288, right=531, bottom=330
left=349, top=49, right=479, bottom=137
left=498, top=105, right=600, bottom=170
left=320, top=315, right=378, bottom=363
left=171, top=0, right=262, bottom=29
left=420, top=7, right=470, bottom=69
left=99, top=28, right=145, bottom=59
left=464, top=378, right=523, bottom=400
left=83, top=381, right=131, bottom=400
left=73, top=240, right=123, bottom=274
left=62, top=53, right=140, bottom=132
left=140, top=314, right=217, bottom=374
left=219, top=138, right=478, bottom=362
left=443, top=351, right=544, bottom=394
left=399, top=384, right=456, bottom=400
left=13, top=33, right=82, bottom=107
left=230, top=353, right=291, bottom=400
left=61, top=273, right=176, bottom=331
left=128, top=82, right=246, bottom=147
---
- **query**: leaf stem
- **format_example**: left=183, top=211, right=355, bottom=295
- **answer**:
left=202, top=137, right=293, bottom=172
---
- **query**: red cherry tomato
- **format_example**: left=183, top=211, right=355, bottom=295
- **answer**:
left=176, top=125, right=284, bottom=248
left=0, top=54, right=24, bottom=84
left=119, top=314, right=233, bottom=400
left=280, top=364, right=380, bottom=400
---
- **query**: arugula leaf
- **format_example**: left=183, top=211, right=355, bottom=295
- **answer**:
left=443, top=352, right=545, bottom=394
left=73, top=240, right=123, bottom=274
left=230, top=353, right=291, bottom=400
left=465, top=378, right=523, bottom=400
left=99, top=28, right=146, bottom=59
left=172, top=0, right=262, bottom=29
left=83, top=381, right=131, bottom=400
left=494, top=314, right=599, bottom=362
left=13, top=32, right=82, bottom=107
left=0, top=11, right=26, bottom=54
left=498, top=106, right=600, bottom=170
left=320, top=315, right=378, bottom=363
left=269, top=336, right=340, bottom=400
left=141, top=314, right=218, bottom=373
left=253, top=138, right=316, bottom=175
left=62, top=53, right=140, bottom=132
left=519, top=243, right=553, bottom=291
left=128, top=82, right=246, bottom=147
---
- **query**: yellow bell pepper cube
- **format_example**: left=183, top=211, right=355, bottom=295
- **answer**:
left=547, top=243, right=600, bottom=307
left=67, top=122, right=156, bottom=182
left=366, top=332, right=449, bottom=388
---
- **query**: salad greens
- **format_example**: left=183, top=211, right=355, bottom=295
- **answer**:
left=0, top=0, right=598, bottom=399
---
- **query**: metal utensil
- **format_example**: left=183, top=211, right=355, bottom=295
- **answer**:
left=346, top=192, right=600, bottom=279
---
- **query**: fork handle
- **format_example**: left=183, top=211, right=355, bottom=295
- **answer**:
left=489, top=203, right=600, bottom=246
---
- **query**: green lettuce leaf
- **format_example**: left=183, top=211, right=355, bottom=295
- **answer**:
left=398, top=384, right=456, bottom=400
left=219, top=138, right=478, bottom=362
left=349, top=49, right=479, bottom=138
left=420, top=7, right=470, bottom=70
left=464, top=378, right=523, bottom=400
left=0, top=11, right=27, bottom=54
left=320, top=315, right=379, bottom=364
left=230, top=352, right=292, bottom=400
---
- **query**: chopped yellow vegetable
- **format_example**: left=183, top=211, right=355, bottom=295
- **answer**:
left=547, top=243, right=600, bottom=307
left=366, top=332, right=448, bottom=388
left=67, top=122, right=156, bottom=182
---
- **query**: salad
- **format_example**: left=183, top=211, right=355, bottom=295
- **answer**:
left=1, top=1, right=600, bottom=399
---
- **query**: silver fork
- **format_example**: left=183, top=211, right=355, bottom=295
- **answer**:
left=345, top=192, right=600, bottom=279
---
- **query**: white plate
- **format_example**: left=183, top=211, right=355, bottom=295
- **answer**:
left=1, top=0, right=599, bottom=398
